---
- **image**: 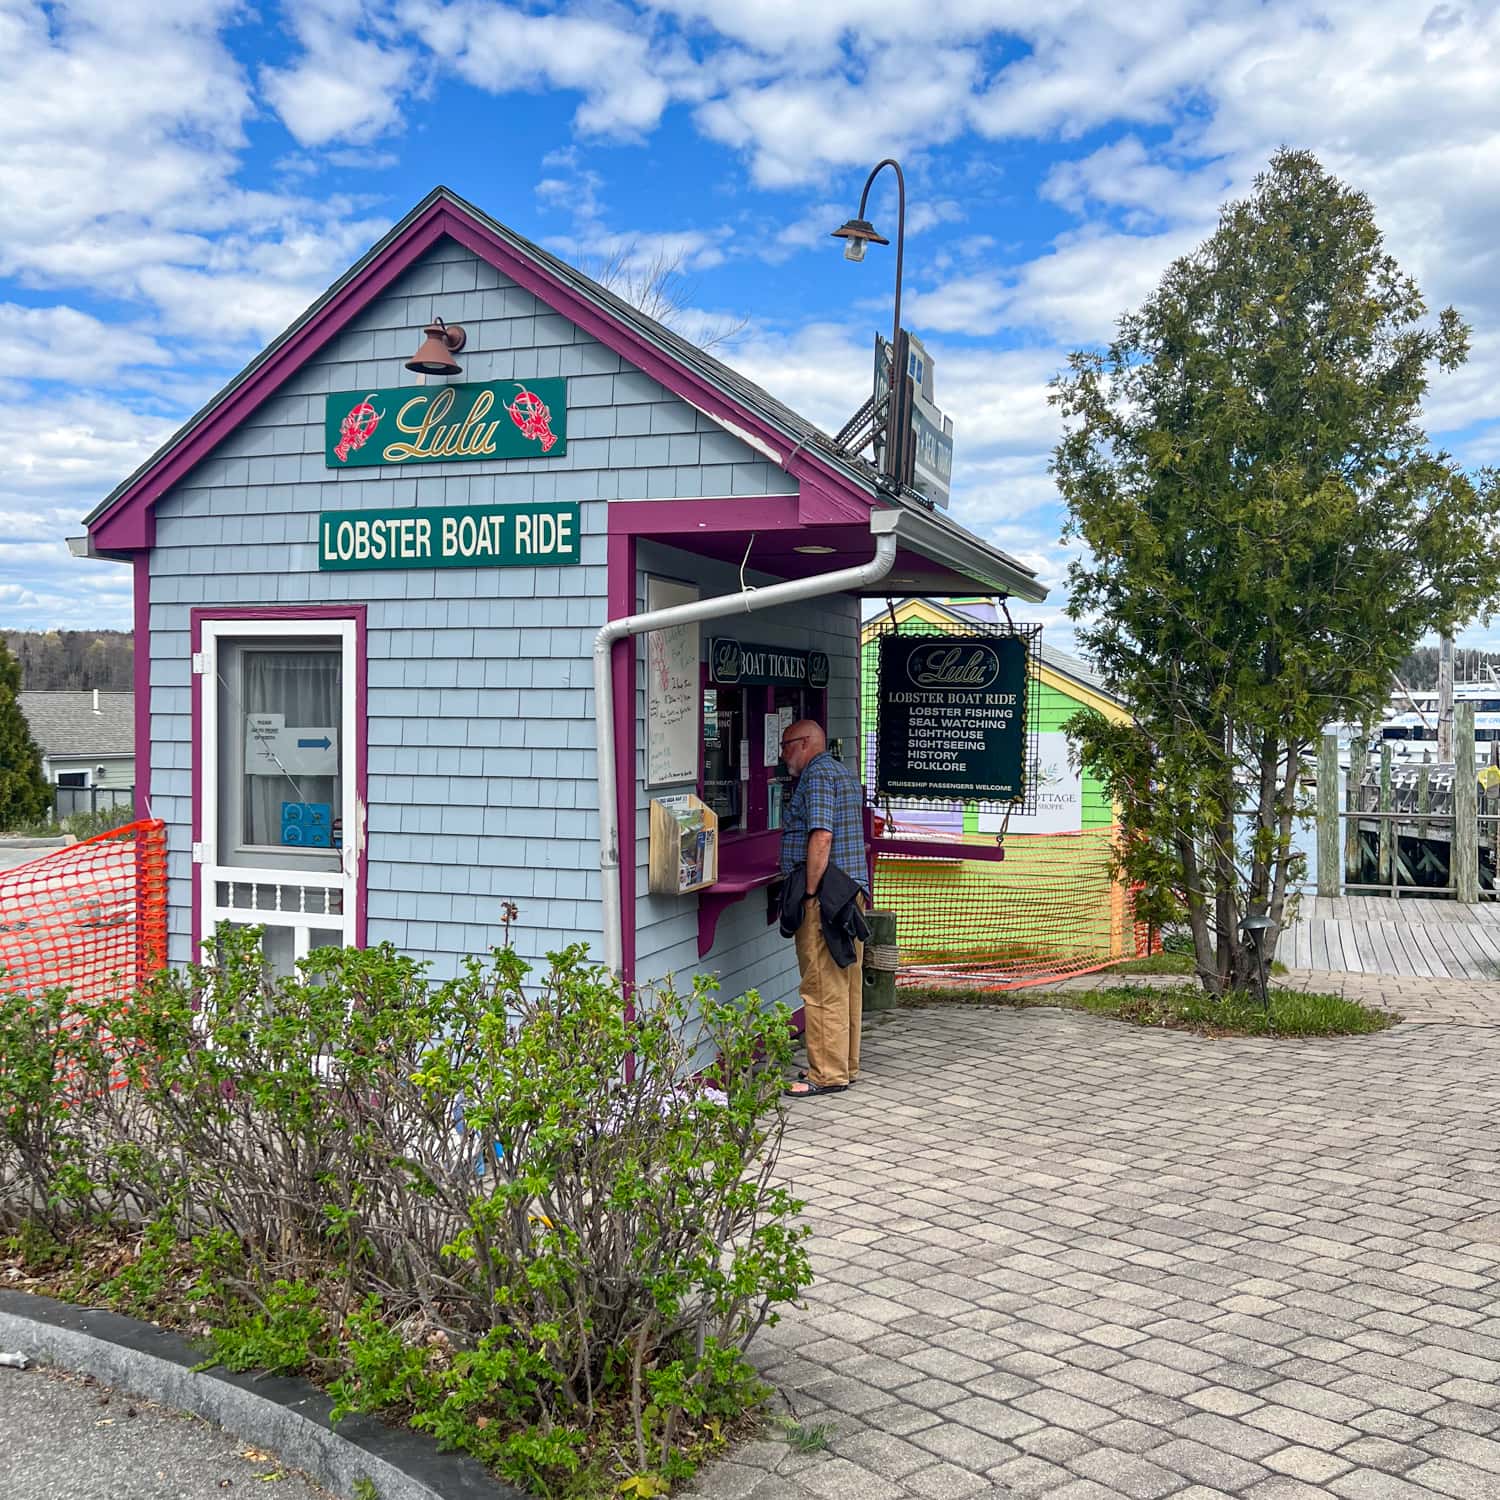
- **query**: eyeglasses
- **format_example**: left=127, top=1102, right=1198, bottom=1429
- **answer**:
left=780, top=735, right=810, bottom=752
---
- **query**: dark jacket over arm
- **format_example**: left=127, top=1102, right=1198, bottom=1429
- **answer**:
left=778, top=860, right=871, bottom=967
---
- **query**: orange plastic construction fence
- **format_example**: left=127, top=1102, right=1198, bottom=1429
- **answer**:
left=875, top=826, right=1155, bottom=990
left=0, top=819, right=168, bottom=1001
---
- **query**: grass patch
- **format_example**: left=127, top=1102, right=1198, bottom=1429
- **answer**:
left=779, top=1419, right=834, bottom=1455
left=1110, top=952, right=1290, bottom=977
left=902, top=982, right=1396, bottom=1036
left=1109, top=952, right=1196, bottom=975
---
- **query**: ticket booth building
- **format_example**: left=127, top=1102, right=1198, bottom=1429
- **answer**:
left=80, top=187, right=1044, bottom=1010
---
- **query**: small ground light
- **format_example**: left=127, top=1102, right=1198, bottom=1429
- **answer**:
left=1239, top=913, right=1274, bottom=1008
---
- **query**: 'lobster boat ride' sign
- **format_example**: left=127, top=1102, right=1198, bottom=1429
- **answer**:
left=325, top=378, right=568, bottom=468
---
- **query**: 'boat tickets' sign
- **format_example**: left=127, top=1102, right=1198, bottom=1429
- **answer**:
left=876, top=635, right=1028, bottom=801
left=326, top=379, right=567, bottom=467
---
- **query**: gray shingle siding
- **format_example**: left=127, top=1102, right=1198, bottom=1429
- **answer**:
left=147, top=241, right=781, bottom=977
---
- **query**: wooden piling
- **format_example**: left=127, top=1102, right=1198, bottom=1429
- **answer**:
left=1417, top=764, right=1431, bottom=839
left=1455, top=702, right=1479, bottom=903
left=1317, top=733, right=1340, bottom=897
left=1378, top=742, right=1394, bottom=890
left=1345, top=736, right=1366, bottom=887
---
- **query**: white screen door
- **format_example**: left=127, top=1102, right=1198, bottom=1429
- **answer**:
left=196, top=618, right=359, bottom=972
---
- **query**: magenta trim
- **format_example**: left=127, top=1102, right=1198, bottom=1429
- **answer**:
left=132, top=555, right=151, bottom=821
left=607, top=534, right=636, bottom=991
left=188, top=606, right=368, bottom=953
left=870, top=836, right=1006, bottom=863
left=89, top=196, right=879, bottom=554
left=607, top=496, right=804, bottom=536
left=798, top=473, right=873, bottom=527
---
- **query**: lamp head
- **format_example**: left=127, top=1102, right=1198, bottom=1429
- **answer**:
left=831, top=217, right=889, bottom=263
left=405, top=318, right=466, bottom=376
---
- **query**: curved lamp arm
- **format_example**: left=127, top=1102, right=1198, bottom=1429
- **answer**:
left=856, top=158, right=907, bottom=362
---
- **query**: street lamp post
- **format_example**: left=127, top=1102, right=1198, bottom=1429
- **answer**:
left=832, top=159, right=907, bottom=481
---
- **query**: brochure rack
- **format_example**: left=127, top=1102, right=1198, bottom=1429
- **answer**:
left=647, top=794, right=720, bottom=895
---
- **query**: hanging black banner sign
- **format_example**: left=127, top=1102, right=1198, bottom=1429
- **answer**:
left=877, top=634, right=1028, bottom=800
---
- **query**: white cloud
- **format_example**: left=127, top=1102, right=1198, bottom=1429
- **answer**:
left=400, top=0, right=683, bottom=137
left=902, top=225, right=1192, bottom=345
left=695, top=48, right=978, bottom=188
left=0, top=394, right=176, bottom=497
left=262, top=30, right=414, bottom=147
left=0, top=552, right=132, bottom=630
left=0, top=0, right=251, bottom=283
left=729, top=321, right=872, bottom=438
left=0, top=305, right=170, bottom=384
left=1041, top=136, right=1233, bottom=229
left=0, top=389, right=179, bottom=628
left=901, top=274, right=1011, bottom=337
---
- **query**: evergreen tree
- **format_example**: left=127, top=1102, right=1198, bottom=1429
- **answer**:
left=0, top=635, right=51, bottom=830
left=1053, top=150, right=1500, bottom=995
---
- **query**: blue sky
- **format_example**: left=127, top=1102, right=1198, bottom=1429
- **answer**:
left=3, top=0, right=1499, bottom=655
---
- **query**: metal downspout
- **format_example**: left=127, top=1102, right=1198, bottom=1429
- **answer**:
left=593, top=510, right=901, bottom=974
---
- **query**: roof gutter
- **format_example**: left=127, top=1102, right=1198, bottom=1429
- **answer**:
left=593, top=509, right=901, bottom=975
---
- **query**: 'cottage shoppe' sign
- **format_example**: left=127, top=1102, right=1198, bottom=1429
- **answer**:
left=876, top=634, right=1028, bottom=801
left=325, top=379, right=568, bottom=467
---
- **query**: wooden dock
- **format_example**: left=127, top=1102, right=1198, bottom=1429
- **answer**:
left=1282, top=894, right=1500, bottom=979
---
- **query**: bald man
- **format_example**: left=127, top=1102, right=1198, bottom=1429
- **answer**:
left=778, top=720, right=870, bottom=1097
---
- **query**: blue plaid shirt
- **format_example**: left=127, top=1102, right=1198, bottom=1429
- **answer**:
left=780, top=752, right=868, bottom=894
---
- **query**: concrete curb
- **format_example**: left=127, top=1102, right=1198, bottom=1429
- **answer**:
left=0, top=1289, right=524, bottom=1500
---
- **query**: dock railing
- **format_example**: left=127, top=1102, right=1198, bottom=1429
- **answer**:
left=1315, top=701, right=1493, bottom=901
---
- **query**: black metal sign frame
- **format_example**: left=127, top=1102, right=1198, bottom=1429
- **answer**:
left=870, top=620, right=1042, bottom=813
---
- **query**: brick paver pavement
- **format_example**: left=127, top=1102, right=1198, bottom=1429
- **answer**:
left=689, top=1003, right=1500, bottom=1499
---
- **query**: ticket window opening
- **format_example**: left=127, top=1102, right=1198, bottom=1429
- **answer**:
left=767, top=686, right=817, bottom=829
left=702, top=687, right=744, bottom=832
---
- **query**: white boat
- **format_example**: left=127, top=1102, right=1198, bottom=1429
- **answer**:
left=1335, top=682, right=1500, bottom=767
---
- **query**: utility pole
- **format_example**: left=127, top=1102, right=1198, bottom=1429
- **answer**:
left=1438, top=634, right=1455, bottom=762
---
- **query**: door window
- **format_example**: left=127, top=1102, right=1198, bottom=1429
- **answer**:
left=216, top=640, right=344, bottom=873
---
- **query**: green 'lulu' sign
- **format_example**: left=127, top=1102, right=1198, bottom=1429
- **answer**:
left=318, top=503, right=581, bottom=570
left=325, top=378, right=567, bottom=468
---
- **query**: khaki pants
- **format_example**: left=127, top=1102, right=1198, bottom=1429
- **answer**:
left=794, top=897, right=865, bottom=1088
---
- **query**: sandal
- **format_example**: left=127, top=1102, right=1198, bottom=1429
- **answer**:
left=784, top=1079, right=848, bottom=1097
left=797, top=1070, right=856, bottom=1085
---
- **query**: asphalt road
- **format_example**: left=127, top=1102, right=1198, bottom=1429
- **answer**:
left=0, top=1363, right=334, bottom=1500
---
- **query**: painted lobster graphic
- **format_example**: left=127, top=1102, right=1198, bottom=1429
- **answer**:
left=506, top=384, right=559, bottom=452
left=334, top=394, right=384, bottom=462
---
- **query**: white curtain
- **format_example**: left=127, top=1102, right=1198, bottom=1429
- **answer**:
left=243, top=650, right=340, bottom=847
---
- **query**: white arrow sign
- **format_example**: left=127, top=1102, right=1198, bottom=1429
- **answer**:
left=244, top=713, right=339, bottom=777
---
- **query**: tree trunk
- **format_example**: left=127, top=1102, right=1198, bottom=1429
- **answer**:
left=1178, top=829, right=1221, bottom=997
left=1265, top=737, right=1305, bottom=968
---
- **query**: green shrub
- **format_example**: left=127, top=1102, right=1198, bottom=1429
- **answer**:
left=0, top=982, right=132, bottom=1233
left=211, top=1278, right=331, bottom=1374
left=2, top=923, right=810, bottom=1496
left=63, top=804, right=138, bottom=840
